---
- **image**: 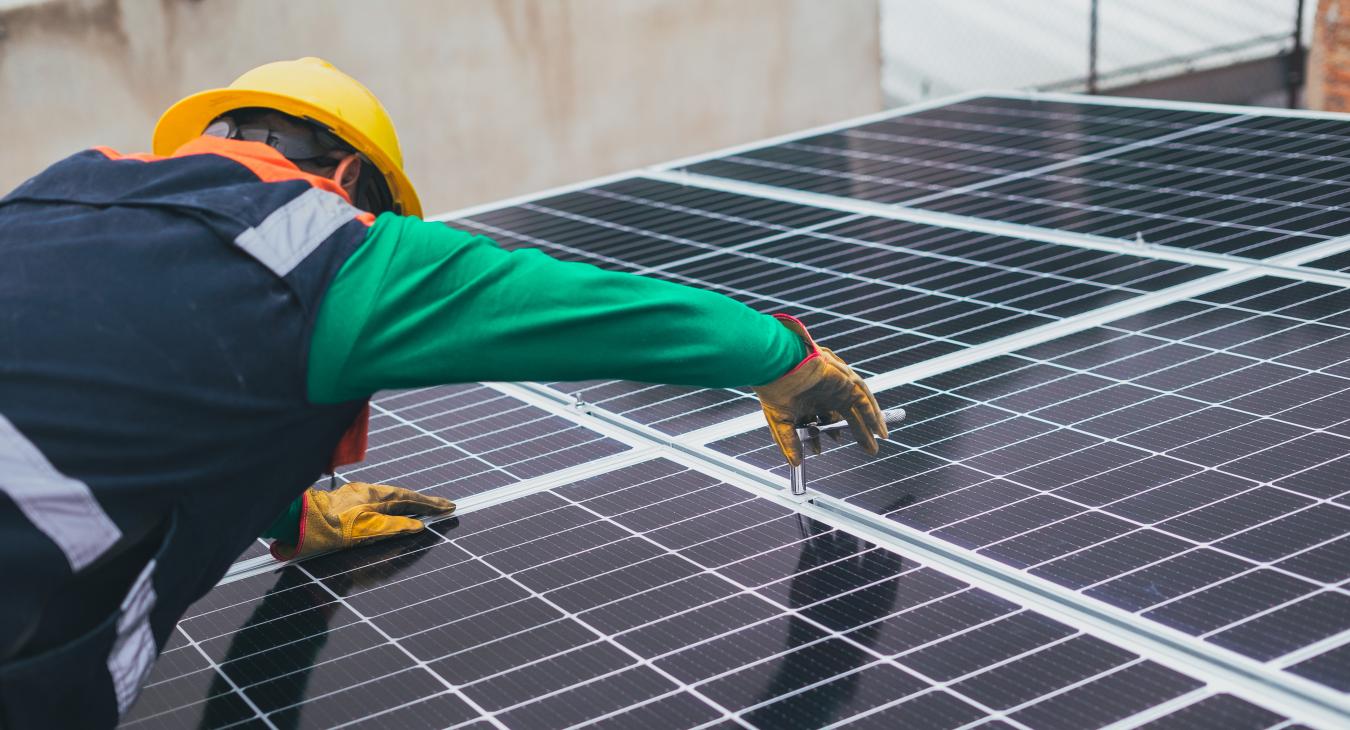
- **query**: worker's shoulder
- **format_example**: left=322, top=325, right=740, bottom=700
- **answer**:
left=370, top=212, right=497, bottom=245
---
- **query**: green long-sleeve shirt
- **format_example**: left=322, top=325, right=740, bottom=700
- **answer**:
left=263, top=213, right=806, bottom=541
left=308, top=213, right=806, bottom=402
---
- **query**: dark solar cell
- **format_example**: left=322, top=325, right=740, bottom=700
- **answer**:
left=1307, top=247, right=1350, bottom=273
left=1287, top=642, right=1350, bottom=692
left=1007, top=661, right=1204, bottom=729
left=1206, top=591, right=1350, bottom=661
left=1135, top=693, right=1287, bottom=730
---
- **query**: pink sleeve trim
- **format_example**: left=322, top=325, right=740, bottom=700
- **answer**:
left=772, top=313, right=820, bottom=376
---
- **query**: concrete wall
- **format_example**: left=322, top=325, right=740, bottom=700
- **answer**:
left=0, top=0, right=881, bottom=215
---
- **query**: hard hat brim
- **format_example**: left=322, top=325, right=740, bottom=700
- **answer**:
left=152, top=87, right=422, bottom=218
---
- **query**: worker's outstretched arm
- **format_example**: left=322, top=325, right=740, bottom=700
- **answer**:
left=266, top=214, right=885, bottom=557
left=308, top=213, right=810, bottom=400
left=309, top=213, right=886, bottom=463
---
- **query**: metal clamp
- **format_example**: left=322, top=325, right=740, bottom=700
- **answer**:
left=789, top=407, right=907, bottom=497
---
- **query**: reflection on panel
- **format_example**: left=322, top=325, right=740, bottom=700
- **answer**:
left=126, top=459, right=1247, bottom=729
left=712, top=276, right=1350, bottom=690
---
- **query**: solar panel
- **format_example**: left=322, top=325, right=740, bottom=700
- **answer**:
left=679, top=96, right=1239, bottom=206
left=448, top=177, right=1217, bottom=435
left=709, top=274, right=1350, bottom=692
left=126, top=458, right=1268, bottom=729
left=143, top=91, right=1350, bottom=729
left=677, top=94, right=1350, bottom=262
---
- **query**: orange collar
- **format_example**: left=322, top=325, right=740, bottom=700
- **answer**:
left=170, top=136, right=355, bottom=205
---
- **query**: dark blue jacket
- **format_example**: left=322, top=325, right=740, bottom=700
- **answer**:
left=0, top=138, right=371, bottom=728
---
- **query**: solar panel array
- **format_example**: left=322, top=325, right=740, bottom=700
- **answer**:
left=711, top=274, right=1350, bottom=690
left=130, top=460, right=1285, bottom=729
left=128, top=93, right=1350, bottom=729
left=678, top=95, right=1350, bottom=262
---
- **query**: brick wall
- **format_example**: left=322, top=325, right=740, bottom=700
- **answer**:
left=1306, top=0, right=1350, bottom=111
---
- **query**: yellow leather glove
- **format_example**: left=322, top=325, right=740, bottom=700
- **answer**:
left=270, top=482, right=455, bottom=560
left=752, top=314, right=888, bottom=467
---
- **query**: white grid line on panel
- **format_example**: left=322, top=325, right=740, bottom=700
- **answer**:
left=462, top=211, right=1221, bottom=424
left=427, top=90, right=1006, bottom=226
left=650, top=90, right=1264, bottom=176
left=565, top=689, right=728, bottom=730
left=656, top=109, right=1350, bottom=275
left=648, top=92, right=993, bottom=174
left=800, top=496, right=1349, bottom=725
left=809, top=111, right=1350, bottom=204
left=326, top=690, right=466, bottom=730
left=902, top=183, right=1338, bottom=259
left=774, top=437, right=1346, bottom=634
left=496, top=485, right=1087, bottom=729
left=871, top=99, right=1338, bottom=144
left=205, top=407, right=1323, bottom=723
left=426, top=90, right=1350, bottom=296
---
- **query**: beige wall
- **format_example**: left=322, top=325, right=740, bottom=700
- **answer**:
left=0, top=0, right=881, bottom=214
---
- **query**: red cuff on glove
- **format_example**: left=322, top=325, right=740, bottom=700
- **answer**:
left=268, top=490, right=310, bottom=561
left=773, top=313, right=821, bottom=376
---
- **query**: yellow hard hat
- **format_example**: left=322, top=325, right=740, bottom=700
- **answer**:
left=153, top=57, right=421, bottom=218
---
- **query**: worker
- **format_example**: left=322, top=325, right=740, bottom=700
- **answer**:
left=0, top=58, right=887, bottom=728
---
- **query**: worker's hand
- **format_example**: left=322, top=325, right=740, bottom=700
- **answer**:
left=270, top=482, right=455, bottom=560
left=752, top=315, right=887, bottom=467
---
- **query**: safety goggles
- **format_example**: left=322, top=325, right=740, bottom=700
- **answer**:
left=204, top=115, right=350, bottom=162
